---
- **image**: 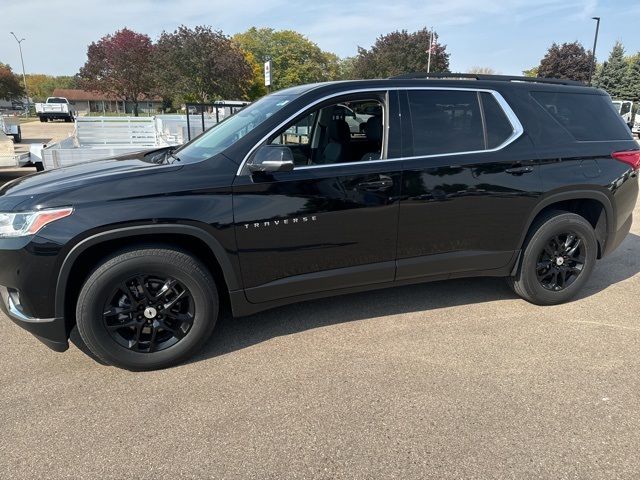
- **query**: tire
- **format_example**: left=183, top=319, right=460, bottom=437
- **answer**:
left=507, top=211, right=597, bottom=305
left=76, top=248, right=219, bottom=370
left=13, top=127, right=21, bottom=143
left=39, top=116, right=45, bottom=122
left=34, top=162, right=44, bottom=172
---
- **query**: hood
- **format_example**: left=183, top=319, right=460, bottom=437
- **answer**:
left=0, top=148, right=181, bottom=210
left=0, top=151, right=238, bottom=213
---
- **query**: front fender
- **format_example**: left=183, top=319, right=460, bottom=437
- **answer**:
left=54, top=224, right=240, bottom=319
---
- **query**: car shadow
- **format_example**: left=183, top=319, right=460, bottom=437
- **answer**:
left=190, top=232, right=640, bottom=363
left=69, top=233, right=640, bottom=367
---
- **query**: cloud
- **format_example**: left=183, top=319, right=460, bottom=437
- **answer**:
left=0, top=0, right=635, bottom=76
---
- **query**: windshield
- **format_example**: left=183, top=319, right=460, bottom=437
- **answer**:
left=174, top=94, right=295, bottom=163
left=47, top=98, right=67, bottom=104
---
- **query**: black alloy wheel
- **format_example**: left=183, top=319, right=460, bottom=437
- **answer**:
left=507, top=211, right=597, bottom=305
left=535, top=233, right=585, bottom=291
left=103, top=275, right=194, bottom=353
left=76, top=248, right=218, bottom=370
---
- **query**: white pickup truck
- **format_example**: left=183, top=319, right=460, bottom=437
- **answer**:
left=35, top=97, right=76, bottom=123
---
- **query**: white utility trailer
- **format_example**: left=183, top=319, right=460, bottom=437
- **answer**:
left=0, top=117, right=29, bottom=168
left=40, top=101, right=250, bottom=170
left=1, top=116, right=21, bottom=143
left=42, top=116, right=162, bottom=169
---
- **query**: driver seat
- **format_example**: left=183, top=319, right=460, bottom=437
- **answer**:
left=320, top=119, right=351, bottom=163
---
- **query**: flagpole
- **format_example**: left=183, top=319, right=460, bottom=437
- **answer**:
left=426, top=27, right=433, bottom=73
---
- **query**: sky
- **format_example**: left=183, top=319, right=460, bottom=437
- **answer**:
left=1, top=0, right=639, bottom=77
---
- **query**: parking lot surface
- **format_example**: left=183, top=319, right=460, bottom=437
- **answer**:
left=13, top=119, right=75, bottom=156
left=1, top=129, right=640, bottom=478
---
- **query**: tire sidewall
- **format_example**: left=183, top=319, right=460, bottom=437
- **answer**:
left=77, top=251, right=217, bottom=370
left=520, top=214, right=597, bottom=305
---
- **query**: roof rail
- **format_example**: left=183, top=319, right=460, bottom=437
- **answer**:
left=389, top=72, right=584, bottom=86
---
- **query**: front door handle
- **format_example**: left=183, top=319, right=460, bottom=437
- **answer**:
left=505, top=166, right=534, bottom=175
left=356, top=175, right=394, bottom=191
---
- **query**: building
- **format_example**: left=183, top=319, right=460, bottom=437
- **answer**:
left=51, top=89, right=163, bottom=115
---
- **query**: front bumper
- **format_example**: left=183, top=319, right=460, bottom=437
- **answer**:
left=0, top=286, right=69, bottom=352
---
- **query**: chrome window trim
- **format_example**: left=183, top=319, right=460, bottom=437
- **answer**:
left=236, top=86, right=524, bottom=176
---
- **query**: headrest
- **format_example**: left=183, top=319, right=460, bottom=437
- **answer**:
left=364, top=116, right=383, bottom=142
left=328, top=119, right=351, bottom=143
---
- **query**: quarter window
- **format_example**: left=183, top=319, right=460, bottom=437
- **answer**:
left=531, top=91, right=631, bottom=141
left=481, top=92, right=514, bottom=149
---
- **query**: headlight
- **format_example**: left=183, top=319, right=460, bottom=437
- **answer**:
left=0, top=207, right=73, bottom=238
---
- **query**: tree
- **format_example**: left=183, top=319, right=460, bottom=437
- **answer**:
left=0, top=62, right=24, bottom=100
left=350, top=28, right=449, bottom=79
left=338, top=56, right=358, bottom=80
left=593, top=42, right=627, bottom=98
left=241, top=50, right=267, bottom=101
left=233, top=28, right=340, bottom=90
left=155, top=26, right=252, bottom=104
left=467, top=66, right=497, bottom=75
left=620, top=53, right=640, bottom=101
left=536, top=42, right=592, bottom=83
left=522, top=67, right=539, bottom=77
left=26, top=74, right=78, bottom=102
left=78, top=28, right=155, bottom=116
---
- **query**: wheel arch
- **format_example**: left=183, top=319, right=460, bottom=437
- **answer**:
left=519, top=190, right=613, bottom=260
left=55, top=225, right=240, bottom=326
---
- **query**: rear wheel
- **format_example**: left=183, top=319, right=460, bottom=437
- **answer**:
left=76, top=248, right=218, bottom=370
left=508, top=211, right=597, bottom=305
left=12, top=127, right=21, bottom=143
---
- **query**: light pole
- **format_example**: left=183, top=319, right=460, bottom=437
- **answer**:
left=9, top=32, right=30, bottom=114
left=588, top=17, right=600, bottom=86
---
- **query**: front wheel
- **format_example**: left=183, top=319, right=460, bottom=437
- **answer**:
left=508, top=211, right=597, bottom=305
left=76, top=248, right=219, bottom=370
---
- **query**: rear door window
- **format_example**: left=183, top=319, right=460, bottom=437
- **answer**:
left=531, top=91, right=631, bottom=141
left=407, top=90, right=485, bottom=156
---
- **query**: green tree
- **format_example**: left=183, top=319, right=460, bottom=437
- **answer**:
left=593, top=42, right=627, bottom=98
left=338, top=56, right=358, bottom=80
left=522, top=66, right=539, bottom=77
left=620, top=53, right=640, bottom=101
left=25, top=74, right=78, bottom=102
left=155, top=25, right=252, bottom=104
left=467, top=66, right=497, bottom=75
left=240, top=49, right=267, bottom=100
left=351, top=28, right=450, bottom=79
left=78, top=28, right=155, bottom=116
left=537, top=42, right=592, bottom=83
left=0, top=62, right=24, bottom=100
left=233, top=28, right=340, bottom=90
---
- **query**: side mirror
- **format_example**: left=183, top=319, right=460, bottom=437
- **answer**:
left=248, top=145, right=295, bottom=173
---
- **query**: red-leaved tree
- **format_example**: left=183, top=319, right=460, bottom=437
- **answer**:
left=78, top=28, right=154, bottom=116
left=0, top=62, right=25, bottom=100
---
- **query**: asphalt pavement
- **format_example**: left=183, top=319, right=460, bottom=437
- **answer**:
left=1, top=125, right=640, bottom=479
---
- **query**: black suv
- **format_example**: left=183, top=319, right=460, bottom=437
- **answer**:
left=1, top=75, right=638, bottom=370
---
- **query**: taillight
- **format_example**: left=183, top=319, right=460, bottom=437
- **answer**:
left=612, top=150, right=640, bottom=171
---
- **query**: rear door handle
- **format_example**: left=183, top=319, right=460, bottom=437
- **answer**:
left=505, top=166, right=534, bottom=175
left=356, top=175, right=394, bottom=191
